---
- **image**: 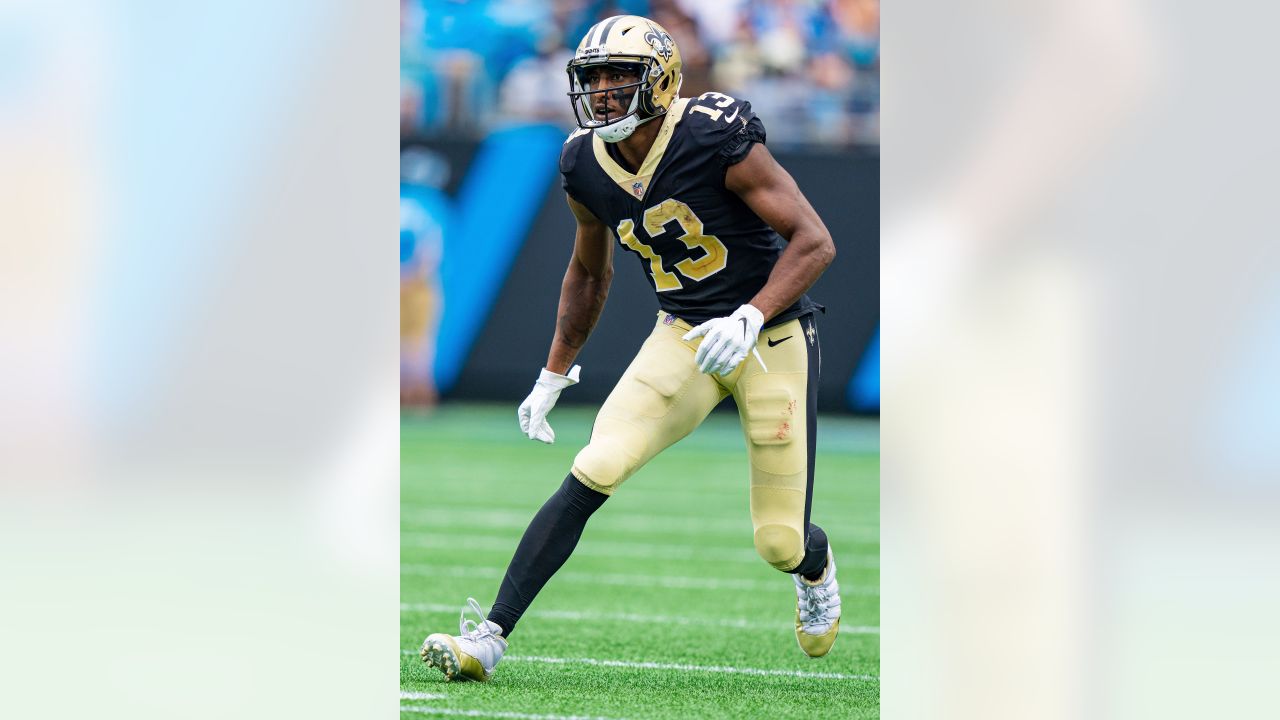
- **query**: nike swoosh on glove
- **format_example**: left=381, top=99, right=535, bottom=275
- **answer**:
left=682, top=304, right=768, bottom=376
left=517, top=365, right=581, bottom=443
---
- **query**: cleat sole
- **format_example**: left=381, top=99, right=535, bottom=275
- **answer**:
left=420, top=636, right=466, bottom=681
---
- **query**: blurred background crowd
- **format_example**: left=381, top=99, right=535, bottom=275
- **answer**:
left=401, top=0, right=879, bottom=146
left=400, top=0, right=880, bottom=411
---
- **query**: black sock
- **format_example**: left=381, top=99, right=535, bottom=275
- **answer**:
left=486, top=474, right=607, bottom=636
left=794, top=524, right=830, bottom=582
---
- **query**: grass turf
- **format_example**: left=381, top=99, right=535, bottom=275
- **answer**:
left=401, top=402, right=879, bottom=719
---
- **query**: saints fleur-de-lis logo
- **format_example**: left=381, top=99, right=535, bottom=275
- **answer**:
left=644, top=27, right=674, bottom=61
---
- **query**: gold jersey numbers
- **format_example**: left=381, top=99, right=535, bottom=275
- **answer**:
left=617, top=218, right=682, bottom=291
left=617, top=199, right=729, bottom=292
left=646, top=199, right=728, bottom=282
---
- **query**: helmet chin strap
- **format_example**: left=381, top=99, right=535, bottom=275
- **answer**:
left=593, top=85, right=664, bottom=143
left=593, top=113, right=640, bottom=143
left=594, top=112, right=661, bottom=143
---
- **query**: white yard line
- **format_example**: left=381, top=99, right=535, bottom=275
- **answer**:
left=401, top=507, right=880, bottom=542
left=399, top=706, right=625, bottom=720
left=401, top=650, right=877, bottom=681
left=401, top=691, right=447, bottom=700
left=402, top=533, right=880, bottom=568
left=400, top=563, right=879, bottom=595
left=399, top=602, right=880, bottom=634
left=403, top=507, right=739, bottom=533
left=401, top=654, right=876, bottom=681
left=507, top=655, right=877, bottom=681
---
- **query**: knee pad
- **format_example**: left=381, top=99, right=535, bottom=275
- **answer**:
left=571, top=435, right=634, bottom=495
left=754, top=522, right=805, bottom=571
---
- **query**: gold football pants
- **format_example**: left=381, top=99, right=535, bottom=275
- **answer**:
left=571, top=311, right=820, bottom=572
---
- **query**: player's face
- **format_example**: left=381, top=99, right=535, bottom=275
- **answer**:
left=582, top=66, right=642, bottom=121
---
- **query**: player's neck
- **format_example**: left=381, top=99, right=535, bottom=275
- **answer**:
left=613, top=117, right=663, bottom=173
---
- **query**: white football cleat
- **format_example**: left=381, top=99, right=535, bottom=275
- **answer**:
left=794, top=548, right=842, bottom=657
left=419, top=598, right=508, bottom=681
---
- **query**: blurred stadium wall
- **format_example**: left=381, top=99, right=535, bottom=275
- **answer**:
left=402, top=133, right=878, bottom=412
left=400, top=0, right=881, bottom=413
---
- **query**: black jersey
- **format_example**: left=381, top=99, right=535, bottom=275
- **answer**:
left=560, top=92, right=821, bottom=328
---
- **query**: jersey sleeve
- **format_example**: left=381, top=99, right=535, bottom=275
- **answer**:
left=682, top=93, right=767, bottom=168
left=719, top=115, right=766, bottom=167
left=559, top=128, right=591, bottom=199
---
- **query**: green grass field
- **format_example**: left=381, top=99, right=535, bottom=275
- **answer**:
left=401, top=403, right=879, bottom=719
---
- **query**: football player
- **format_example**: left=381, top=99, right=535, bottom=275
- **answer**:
left=420, top=15, right=841, bottom=682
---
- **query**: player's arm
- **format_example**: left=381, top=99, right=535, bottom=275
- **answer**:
left=684, top=142, right=834, bottom=375
left=517, top=195, right=614, bottom=443
left=724, top=143, right=836, bottom=321
left=546, top=194, right=614, bottom=374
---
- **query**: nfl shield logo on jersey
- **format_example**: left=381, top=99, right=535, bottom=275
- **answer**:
left=631, top=181, right=645, bottom=198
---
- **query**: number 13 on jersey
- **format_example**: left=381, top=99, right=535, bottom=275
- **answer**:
left=616, top=198, right=729, bottom=292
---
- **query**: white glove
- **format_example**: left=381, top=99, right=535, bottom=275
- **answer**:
left=517, top=365, right=581, bottom=443
left=682, top=304, right=768, bottom=376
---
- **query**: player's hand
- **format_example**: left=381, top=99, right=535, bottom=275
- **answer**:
left=517, top=365, right=581, bottom=443
left=682, top=304, right=766, bottom=376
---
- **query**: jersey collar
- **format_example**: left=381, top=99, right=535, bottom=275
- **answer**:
left=593, top=97, right=690, bottom=201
